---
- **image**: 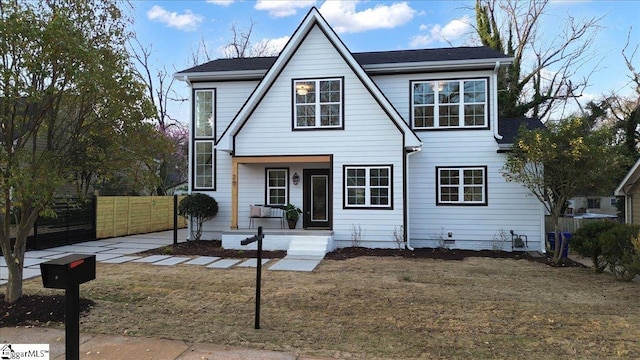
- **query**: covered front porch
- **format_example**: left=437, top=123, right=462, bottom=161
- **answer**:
left=230, top=154, right=333, bottom=230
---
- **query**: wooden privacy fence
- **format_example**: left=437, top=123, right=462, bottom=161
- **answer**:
left=96, top=196, right=187, bottom=239
left=545, top=216, right=618, bottom=234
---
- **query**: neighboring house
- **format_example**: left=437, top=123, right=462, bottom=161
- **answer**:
left=566, top=196, right=618, bottom=216
left=175, top=7, right=545, bottom=253
left=615, top=158, right=640, bottom=224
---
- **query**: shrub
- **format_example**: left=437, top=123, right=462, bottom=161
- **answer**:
left=178, top=193, right=219, bottom=241
left=572, top=220, right=616, bottom=273
left=599, top=223, right=640, bottom=281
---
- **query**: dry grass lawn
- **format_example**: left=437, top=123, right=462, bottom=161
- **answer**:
left=18, top=256, right=640, bottom=359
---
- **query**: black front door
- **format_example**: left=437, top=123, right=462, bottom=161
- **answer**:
left=303, top=169, right=331, bottom=229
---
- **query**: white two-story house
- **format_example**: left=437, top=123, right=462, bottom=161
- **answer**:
left=175, top=7, right=545, bottom=254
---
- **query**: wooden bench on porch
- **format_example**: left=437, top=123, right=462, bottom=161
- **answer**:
left=249, top=204, right=285, bottom=229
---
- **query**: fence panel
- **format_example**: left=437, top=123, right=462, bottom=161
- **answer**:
left=96, top=196, right=186, bottom=239
left=545, top=216, right=616, bottom=234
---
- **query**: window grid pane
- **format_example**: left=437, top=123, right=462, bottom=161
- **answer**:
left=267, top=169, right=287, bottom=205
left=195, top=91, right=214, bottom=138
left=346, top=166, right=391, bottom=207
left=412, top=79, right=486, bottom=129
left=295, top=79, right=342, bottom=128
left=439, top=168, right=485, bottom=204
left=194, top=141, right=214, bottom=189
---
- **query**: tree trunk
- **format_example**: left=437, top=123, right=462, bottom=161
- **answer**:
left=552, top=213, right=562, bottom=264
left=5, top=260, right=24, bottom=303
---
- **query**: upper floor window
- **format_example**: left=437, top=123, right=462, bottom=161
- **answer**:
left=193, top=88, right=216, bottom=190
left=437, top=166, right=487, bottom=205
left=344, top=165, right=392, bottom=209
left=412, top=79, right=487, bottom=129
left=266, top=168, right=288, bottom=206
left=194, top=89, right=215, bottom=138
left=293, top=78, right=343, bottom=129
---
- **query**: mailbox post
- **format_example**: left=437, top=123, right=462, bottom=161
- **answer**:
left=241, top=226, right=264, bottom=329
left=40, top=254, right=96, bottom=360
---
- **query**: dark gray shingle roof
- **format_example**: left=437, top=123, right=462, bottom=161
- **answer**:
left=497, top=118, right=546, bottom=144
left=177, top=46, right=510, bottom=74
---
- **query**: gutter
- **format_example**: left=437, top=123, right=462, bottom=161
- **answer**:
left=405, top=147, right=421, bottom=251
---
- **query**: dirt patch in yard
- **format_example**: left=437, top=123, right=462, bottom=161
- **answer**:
left=2, top=249, right=637, bottom=359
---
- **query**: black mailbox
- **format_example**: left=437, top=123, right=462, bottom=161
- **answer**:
left=40, top=254, right=96, bottom=289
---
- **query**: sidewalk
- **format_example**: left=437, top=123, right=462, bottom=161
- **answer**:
left=0, top=327, right=331, bottom=360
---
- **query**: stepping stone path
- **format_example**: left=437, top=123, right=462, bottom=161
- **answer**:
left=0, top=229, right=324, bottom=286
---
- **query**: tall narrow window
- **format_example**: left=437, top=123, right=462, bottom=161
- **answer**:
left=192, top=89, right=216, bottom=190
left=412, top=79, right=487, bottom=129
left=195, top=90, right=215, bottom=137
left=437, top=166, right=487, bottom=205
left=294, top=78, right=343, bottom=129
left=194, top=141, right=215, bottom=189
left=266, top=169, right=288, bottom=206
left=344, top=165, right=392, bottom=208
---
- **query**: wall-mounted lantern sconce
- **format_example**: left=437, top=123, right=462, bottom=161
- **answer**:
left=292, top=172, right=300, bottom=185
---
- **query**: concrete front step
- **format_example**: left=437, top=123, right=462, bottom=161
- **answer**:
left=286, top=236, right=331, bottom=258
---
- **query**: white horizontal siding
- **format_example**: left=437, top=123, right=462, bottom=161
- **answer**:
left=408, top=130, right=544, bottom=251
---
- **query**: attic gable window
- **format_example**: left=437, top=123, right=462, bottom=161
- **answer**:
left=412, top=79, right=487, bottom=129
left=293, top=78, right=343, bottom=129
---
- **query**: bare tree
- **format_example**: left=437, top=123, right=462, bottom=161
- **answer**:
left=130, top=38, right=189, bottom=194
left=475, top=0, right=603, bottom=119
left=190, top=19, right=280, bottom=65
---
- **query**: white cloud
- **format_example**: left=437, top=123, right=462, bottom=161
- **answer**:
left=257, top=36, right=291, bottom=55
left=147, top=5, right=203, bottom=32
left=206, top=0, right=234, bottom=6
left=254, top=0, right=317, bottom=18
left=410, top=16, right=472, bottom=47
left=319, top=1, right=416, bottom=33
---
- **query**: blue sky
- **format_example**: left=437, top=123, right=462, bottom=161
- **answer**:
left=130, top=0, right=640, bottom=123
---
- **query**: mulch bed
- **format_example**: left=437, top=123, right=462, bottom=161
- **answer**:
left=1, top=241, right=584, bottom=328
left=1, top=294, right=94, bottom=327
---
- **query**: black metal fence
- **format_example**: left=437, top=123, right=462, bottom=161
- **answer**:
left=20, top=198, right=97, bottom=251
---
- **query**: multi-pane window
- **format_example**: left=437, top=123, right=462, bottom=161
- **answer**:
left=193, top=89, right=215, bottom=190
left=266, top=169, right=288, bottom=206
left=294, top=78, right=342, bottom=129
left=345, top=166, right=392, bottom=208
left=194, top=141, right=214, bottom=189
left=412, top=79, right=487, bottom=129
left=195, top=90, right=215, bottom=137
left=437, top=167, right=487, bottom=205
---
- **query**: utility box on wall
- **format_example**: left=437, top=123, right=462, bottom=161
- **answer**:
left=40, top=254, right=96, bottom=289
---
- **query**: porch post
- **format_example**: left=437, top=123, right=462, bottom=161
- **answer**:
left=231, top=158, right=239, bottom=229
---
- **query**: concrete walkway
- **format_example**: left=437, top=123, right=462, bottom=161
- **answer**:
left=0, top=327, right=331, bottom=360
left=0, top=230, right=322, bottom=285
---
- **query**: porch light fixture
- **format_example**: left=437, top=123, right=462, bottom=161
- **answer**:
left=292, top=172, right=300, bottom=185
left=295, top=83, right=312, bottom=96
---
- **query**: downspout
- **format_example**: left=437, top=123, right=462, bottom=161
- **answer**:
left=180, top=75, right=194, bottom=240
left=405, top=148, right=421, bottom=251
left=492, top=61, right=503, bottom=141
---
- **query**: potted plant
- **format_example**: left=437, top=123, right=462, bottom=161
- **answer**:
left=284, top=203, right=302, bottom=229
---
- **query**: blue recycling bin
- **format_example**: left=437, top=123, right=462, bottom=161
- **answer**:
left=547, top=232, right=571, bottom=258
